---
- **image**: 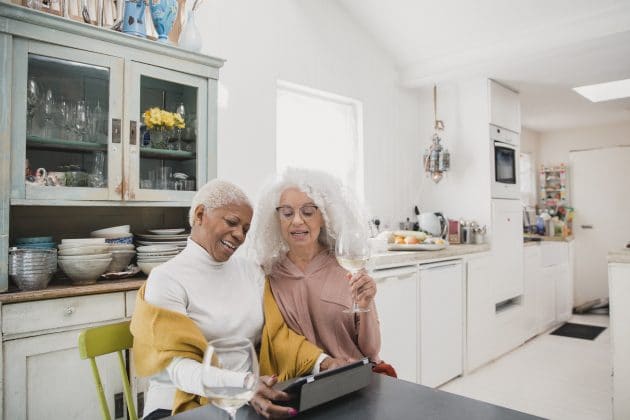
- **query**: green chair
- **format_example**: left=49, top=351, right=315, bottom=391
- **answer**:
left=78, top=321, right=137, bottom=420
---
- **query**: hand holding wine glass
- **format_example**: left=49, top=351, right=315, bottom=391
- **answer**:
left=202, top=337, right=259, bottom=420
left=336, top=229, right=371, bottom=314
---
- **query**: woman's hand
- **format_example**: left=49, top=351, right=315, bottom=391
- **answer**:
left=347, top=269, right=377, bottom=309
left=320, top=356, right=352, bottom=371
left=249, top=375, right=298, bottom=419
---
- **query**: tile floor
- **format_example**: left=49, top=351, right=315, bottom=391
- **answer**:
left=440, top=314, right=611, bottom=420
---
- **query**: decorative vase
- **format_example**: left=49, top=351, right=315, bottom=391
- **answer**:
left=149, top=129, right=168, bottom=149
left=178, top=10, right=202, bottom=52
left=122, top=0, right=147, bottom=38
left=149, top=0, right=178, bottom=43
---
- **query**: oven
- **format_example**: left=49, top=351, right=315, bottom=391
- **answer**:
left=490, top=125, right=520, bottom=199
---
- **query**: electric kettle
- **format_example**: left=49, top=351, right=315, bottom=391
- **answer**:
left=417, top=212, right=449, bottom=238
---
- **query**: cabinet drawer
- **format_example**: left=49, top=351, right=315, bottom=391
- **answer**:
left=2, top=293, right=126, bottom=336
left=541, top=242, right=568, bottom=267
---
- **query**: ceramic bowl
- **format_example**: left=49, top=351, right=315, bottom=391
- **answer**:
left=107, top=251, right=135, bottom=272
left=16, top=242, right=57, bottom=249
left=108, top=244, right=135, bottom=251
left=105, top=236, right=134, bottom=244
left=90, top=225, right=131, bottom=236
left=58, top=252, right=112, bottom=261
left=58, top=258, right=112, bottom=285
left=15, top=236, right=54, bottom=244
left=61, top=238, right=106, bottom=245
left=137, top=260, right=164, bottom=276
left=137, top=245, right=178, bottom=253
left=91, top=231, right=133, bottom=240
left=10, top=271, right=53, bottom=291
left=58, top=244, right=111, bottom=256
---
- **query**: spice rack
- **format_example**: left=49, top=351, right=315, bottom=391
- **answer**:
left=539, top=164, right=569, bottom=213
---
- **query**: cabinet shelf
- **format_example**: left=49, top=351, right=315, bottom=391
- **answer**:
left=27, top=135, right=107, bottom=152
left=140, top=148, right=196, bottom=160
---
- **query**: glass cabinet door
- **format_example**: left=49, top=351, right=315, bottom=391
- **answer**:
left=10, top=40, right=124, bottom=202
left=125, top=62, right=208, bottom=202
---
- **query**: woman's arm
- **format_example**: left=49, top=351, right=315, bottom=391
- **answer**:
left=350, top=271, right=382, bottom=361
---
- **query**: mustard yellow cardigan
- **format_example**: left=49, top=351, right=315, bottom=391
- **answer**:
left=130, top=279, right=322, bottom=414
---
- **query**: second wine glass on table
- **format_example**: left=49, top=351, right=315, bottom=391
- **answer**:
left=335, top=229, right=371, bottom=314
left=202, top=337, right=259, bottom=420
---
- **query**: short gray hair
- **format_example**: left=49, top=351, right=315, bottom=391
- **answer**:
left=249, top=167, right=367, bottom=274
left=188, top=179, right=252, bottom=227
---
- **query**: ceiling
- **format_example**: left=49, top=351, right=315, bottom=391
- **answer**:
left=336, top=0, right=630, bottom=132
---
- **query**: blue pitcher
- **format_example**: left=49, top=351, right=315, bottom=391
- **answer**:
left=122, top=0, right=147, bottom=38
left=149, top=0, right=178, bottom=43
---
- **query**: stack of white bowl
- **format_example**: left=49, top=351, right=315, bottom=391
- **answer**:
left=57, top=238, right=112, bottom=285
left=136, top=245, right=179, bottom=276
left=90, top=225, right=136, bottom=272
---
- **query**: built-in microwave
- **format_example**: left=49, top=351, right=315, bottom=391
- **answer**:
left=490, top=125, right=520, bottom=199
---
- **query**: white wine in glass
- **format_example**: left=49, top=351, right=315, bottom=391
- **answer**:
left=202, top=337, right=259, bottom=420
left=336, top=230, right=371, bottom=314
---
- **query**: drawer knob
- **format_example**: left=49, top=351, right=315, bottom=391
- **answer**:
left=64, top=306, right=75, bottom=316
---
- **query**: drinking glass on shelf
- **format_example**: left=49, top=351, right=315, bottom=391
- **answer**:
left=335, top=229, right=371, bottom=314
left=75, top=100, right=88, bottom=142
left=42, top=88, right=56, bottom=138
left=202, top=337, right=259, bottom=420
left=26, top=78, right=40, bottom=133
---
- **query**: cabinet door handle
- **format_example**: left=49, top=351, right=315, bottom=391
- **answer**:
left=129, top=120, right=137, bottom=146
left=112, top=118, right=121, bottom=144
left=64, top=306, right=75, bottom=316
left=581, top=225, right=593, bottom=229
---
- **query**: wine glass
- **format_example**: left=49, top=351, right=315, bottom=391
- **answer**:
left=335, top=229, right=371, bottom=314
left=75, top=100, right=88, bottom=142
left=42, top=88, right=56, bottom=138
left=26, top=78, right=40, bottom=133
left=202, top=337, right=259, bottom=420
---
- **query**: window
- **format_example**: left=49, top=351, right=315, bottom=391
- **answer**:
left=276, top=81, right=364, bottom=197
left=519, top=152, right=535, bottom=205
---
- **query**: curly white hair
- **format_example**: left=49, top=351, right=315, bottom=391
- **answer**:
left=188, top=179, right=252, bottom=227
left=249, top=167, right=368, bottom=274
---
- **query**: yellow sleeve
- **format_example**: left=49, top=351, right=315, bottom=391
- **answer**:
left=259, top=278, right=323, bottom=381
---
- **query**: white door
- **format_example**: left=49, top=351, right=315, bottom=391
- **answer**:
left=373, top=266, right=418, bottom=383
left=419, top=260, right=463, bottom=387
left=570, top=146, right=630, bottom=305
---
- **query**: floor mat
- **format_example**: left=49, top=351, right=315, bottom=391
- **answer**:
left=550, top=322, right=606, bottom=340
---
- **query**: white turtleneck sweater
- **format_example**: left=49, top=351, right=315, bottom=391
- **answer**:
left=142, top=238, right=265, bottom=416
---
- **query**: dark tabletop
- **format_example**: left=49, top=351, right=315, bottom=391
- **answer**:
left=169, top=374, right=545, bottom=420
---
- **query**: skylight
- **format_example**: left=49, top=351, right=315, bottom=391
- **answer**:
left=573, top=79, right=630, bottom=102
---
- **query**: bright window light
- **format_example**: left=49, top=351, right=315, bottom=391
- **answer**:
left=573, top=79, right=630, bottom=102
left=276, top=81, right=364, bottom=198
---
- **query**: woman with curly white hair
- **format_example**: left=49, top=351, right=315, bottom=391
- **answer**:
left=250, top=168, right=391, bottom=372
left=131, top=178, right=342, bottom=420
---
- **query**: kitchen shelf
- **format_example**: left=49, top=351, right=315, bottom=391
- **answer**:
left=27, top=135, right=107, bottom=152
left=140, top=148, right=196, bottom=160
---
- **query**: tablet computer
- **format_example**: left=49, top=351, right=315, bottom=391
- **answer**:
left=272, top=358, right=372, bottom=411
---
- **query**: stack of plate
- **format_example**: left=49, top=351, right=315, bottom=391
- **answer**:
left=136, top=244, right=180, bottom=275
left=57, top=238, right=112, bottom=284
left=14, top=236, right=56, bottom=250
left=91, top=225, right=134, bottom=245
left=135, top=229, right=188, bottom=252
left=8, top=248, right=57, bottom=291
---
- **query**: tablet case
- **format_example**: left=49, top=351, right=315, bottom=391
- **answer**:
left=273, top=359, right=372, bottom=412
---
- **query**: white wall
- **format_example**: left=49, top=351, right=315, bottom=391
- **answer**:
left=539, top=121, right=630, bottom=165
left=196, top=0, right=421, bottom=227
left=414, top=78, right=492, bottom=229
left=521, top=127, right=541, bottom=204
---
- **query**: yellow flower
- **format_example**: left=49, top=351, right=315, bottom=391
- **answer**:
left=143, top=107, right=185, bottom=130
left=174, top=113, right=185, bottom=129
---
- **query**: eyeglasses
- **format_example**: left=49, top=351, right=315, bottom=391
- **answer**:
left=275, top=205, right=319, bottom=221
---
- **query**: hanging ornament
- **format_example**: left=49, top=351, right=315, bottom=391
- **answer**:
left=423, top=85, right=450, bottom=183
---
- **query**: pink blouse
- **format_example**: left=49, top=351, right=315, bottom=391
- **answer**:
left=269, top=250, right=381, bottom=362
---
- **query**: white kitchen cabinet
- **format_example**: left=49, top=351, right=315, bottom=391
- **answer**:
left=555, top=263, right=572, bottom=322
left=488, top=79, right=521, bottom=133
left=540, top=241, right=572, bottom=324
left=373, top=266, right=418, bottom=383
left=523, top=245, right=541, bottom=339
left=609, top=262, right=630, bottom=420
left=1, top=292, right=128, bottom=420
left=418, top=260, right=463, bottom=387
left=491, top=199, right=524, bottom=303
left=465, top=254, right=496, bottom=372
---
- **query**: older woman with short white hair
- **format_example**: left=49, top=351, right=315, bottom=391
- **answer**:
left=131, top=179, right=332, bottom=420
left=250, top=168, right=384, bottom=366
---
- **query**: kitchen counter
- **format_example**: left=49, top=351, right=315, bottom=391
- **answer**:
left=0, top=276, right=146, bottom=304
left=370, top=243, right=490, bottom=268
left=524, top=234, right=574, bottom=242
left=608, top=249, right=630, bottom=264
